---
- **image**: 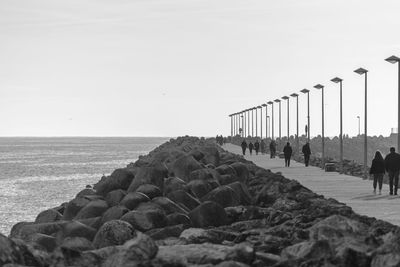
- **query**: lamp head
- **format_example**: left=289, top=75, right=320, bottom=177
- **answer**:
left=300, top=89, right=309, bottom=94
left=282, top=96, right=289, bottom=100
left=274, top=99, right=281, bottom=103
left=354, top=67, right=368, bottom=75
left=290, top=93, right=299, bottom=97
left=262, top=104, right=267, bottom=107
left=257, top=105, right=262, bottom=108
left=314, top=84, right=324, bottom=89
left=267, top=101, right=274, bottom=104
left=385, top=55, right=400, bottom=64
left=331, top=77, right=342, bottom=83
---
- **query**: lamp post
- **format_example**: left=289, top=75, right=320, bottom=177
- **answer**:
left=331, top=77, right=344, bottom=174
left=282, top=96, right=290, bottom=141
left=300, top=89, right=310, bottom=142
left=357, top=116, right=360, bottom=136
left=262, top=104, right=267, bottom=140
left=242, top=110, right=246, bottom=138
left=241, top=113, right=244, bottom=137
left=251, top=108, right=254, bottom=137
left=314, top=84, right=325, bottom=169
left=291, top=93, right=299, bottom=155
left=274, top=99, right=282, bottom=142
left=354, top=67, right=368, bottom=179
left=254, top=107, right=258, bottom=137
left=247, top=109, right=250, bottom=137
left=385, top=55, right=400, bottom=153
left=268, top=101, right=274, bottom=140
left=229, top=114, right=233, bottom=137
left=267, top=116, right=270, bottom=138
left=257, top=106, right=262, bottom=139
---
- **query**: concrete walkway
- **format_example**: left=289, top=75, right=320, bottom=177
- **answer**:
left=224, top=143, right=400, bottom=226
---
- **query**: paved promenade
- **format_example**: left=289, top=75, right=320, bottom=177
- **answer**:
left=224, top=143, right=400, bottom=226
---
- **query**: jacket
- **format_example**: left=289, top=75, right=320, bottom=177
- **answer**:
left=369, top=158, right=385, bottom=174
left=302, top=144, right=311, bottom=156
left=283, top=145, right=292, bottom=156
left=384, top=152, right=400, bottom=172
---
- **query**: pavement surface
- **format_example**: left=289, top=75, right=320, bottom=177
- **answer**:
left=224, top=143, right=400, bottom=226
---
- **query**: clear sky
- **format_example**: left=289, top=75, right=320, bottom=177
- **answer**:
left=1, top=0, right=400, bottom=137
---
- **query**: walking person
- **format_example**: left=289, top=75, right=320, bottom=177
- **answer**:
left=269, top=140, right=276, bottom=158
left=260, top=140, right=266, bottom=154
left=302, top=142, right=311, bottom=167
left=283, top=142, right=293, bottom=167
left=240, top=139, right=247, bottom=155
left=384, top=147, right=400, bottom=195
left=254, top=140, right=260, bottom=155
left=248, top=142, right=254, bottom=155
left=370, top=151, right=385, bottom=194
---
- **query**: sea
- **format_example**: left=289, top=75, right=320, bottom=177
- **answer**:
left=0, top=137, right=169, bottom=235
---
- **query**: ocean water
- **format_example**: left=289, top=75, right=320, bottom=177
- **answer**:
left=0, top=137, right=169, bottom=235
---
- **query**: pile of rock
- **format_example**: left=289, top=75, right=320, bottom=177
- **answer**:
left=1, top=136, right=400, bottom=266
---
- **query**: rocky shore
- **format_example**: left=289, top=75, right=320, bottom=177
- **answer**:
left=2, top=136, right=400, bottom=266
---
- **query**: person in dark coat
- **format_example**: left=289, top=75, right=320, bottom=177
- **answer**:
left=302, top=142, right=311, bottom=167
left=269, top=140, right=276, bottom=158
left=384, top=147, right=400, bottom=195
left=248, top=142, right=254, bottom=155
left=283, top=142, right=293, bottom=167
left=241, top=139, right=247, bottom=155
left=260, top=140, right=266, bottom=154
left=254, top=140, right=260, bottom=155
left=370, top=150, right=385, bottom=194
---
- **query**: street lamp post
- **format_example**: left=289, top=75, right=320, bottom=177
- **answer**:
left=385, top=55, right=400, bottom=153
left=255, top=107, right=258, bottom=137
left=268, top=101, right=274, bottom=140
left=357, top=116, right=360, bottom=136
left=300, top=89, right=310, bottom=142
left=314, top=84, right=325, bottom=169
left=331, top=77, right=344, bottom=174
left=291, top=93, right=299, bottom=155
left=354, top=67, right=369, bottom=179
left=257, top=106, right=262, bottom=139
left=247, top=109, right=250, bottom=137
left=267, top=116, right=271, bottom=138
left=274, top=99, right=282, bottom=142
left=251, top=108, right=254, bottom=137
left=282, top=96, right=290, bottom=141
left=241, top=113, right=244, bottom=137
left=229, top=114, right=233, bottom=137
left=262, top=104, right=267, bottom=139
left=243, top=110, right=246, bottom=138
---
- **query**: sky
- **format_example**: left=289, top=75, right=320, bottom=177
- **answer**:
left=1, top=0, right=400, bottom=137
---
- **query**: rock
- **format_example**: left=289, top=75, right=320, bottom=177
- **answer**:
left=77, top=216, right=102, bottom=230
left=60, top=236, right=94, bottom=252
left=186, top=179, right=217, bottom=199
left=121, top=210, right=167, bottom=232
left=30, top=233, right=57, bottom=252
left=229, top=162, right=249, bottom=183
left=167, top=190, right=200, bottom=211
left=74, top=199, right=109, bottom=220
left=196, top=145, right=220, bottom=166
left=9, top=221, right=66, bottom=242
left=35, top=208, right=62, bottom=224
left=180, top=228, right=239, bottom=244
left=218, top=174, right=242, bottom=185
left=76, top=188, right=97, bottom=198
left=227, top=182, right=252, bottom=205
left=145, top=224, right=186, bottom=240
left=281, top=240, right=333, bottom=261
left=105, top=189, right=126, bottom=207
left=169, top=155, right=203, bottom=182
left=215, top=164, right=237, bottom=176
left=62, top=197, right=91, bottom=220
left=93, top=168, right=135, bottom=196
left=127, top=163, right=168, bottom=193
left=201, top=186, right=241, bottom=208
left=371, top=253, right=400, bottom=267
left=164, top=177, right=186, bottom=195
left=255, top=181, right=285, bottom=206
left=166, top=213, right=191, bottom=226
left=189, top=150, right=205, bottom=161
left=0, top=234, right=24, bottom=266
left=156, top=243, right=254, bottom=265
left=57, top=220, right=97, bottom=241
left=189, top=201, right=228, bottom=228
left=152, top=197, right=189, bottom=215
left=120, top=191, right=150, bottom=210
left=135, top=184, right=162, bottom=199
left=100, top=205, right=129, bottom=225
left=93, top=220, right=136, bottom=249
left=189, top=168, right=221, bottom=183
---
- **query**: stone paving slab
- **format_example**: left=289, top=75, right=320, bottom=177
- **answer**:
left=224, top=143, right=400, bottom=226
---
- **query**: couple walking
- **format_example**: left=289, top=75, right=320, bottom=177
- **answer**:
left=369, top=147, right=400, bottom=195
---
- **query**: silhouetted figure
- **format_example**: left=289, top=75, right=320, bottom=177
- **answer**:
left=370, top=151, right=385, bottom=194
left=269, top=140, right=276, bottom=158
left=241, top=139, right=247, bottom=155
left=254, top=140, right=260, bottom=155
left=248, top=142, right=254, bottom=155
left=302, top=142, right=311, bottom=167
left=384, top=147, right=400, bottom=195
left=283, top=142, right=293, bottom=167
left=260, top=140, right=266, bottom=154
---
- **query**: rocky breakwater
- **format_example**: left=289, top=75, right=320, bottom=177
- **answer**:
left=2, top=136, right=400, bottom=266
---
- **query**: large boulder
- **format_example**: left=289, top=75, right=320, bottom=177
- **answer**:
left=186, top=179, right=218, bottom=199
left=35, top=208, right=62, bottom=224
left=30, top=233, right=57, bottom=252
left=120, top=191, right=150, bottom=210
left=169, top=155, right=203, bottom=182
left=105, top=189, right=126, bottom=207
left=166, top=213, right=192, bottom=226
left=62, top=197, right=91, bottom=220
left=60, top=236, right=94, bottom=253
left=127, top=163, right=168, bottom=193
left=74, top=199, right=109, bottom=220
left=215, top=164, right=237, bottom=176
left=229, top=162, right=249, bottom=184
left=100, top=206, right=129, bottom=225
left=201, top=186, right=241, bottom=208
left=76, top=188, right=97, bottom=198
left=57, top=220, right=97, bottom=242
left=195, top=145, right=220, bottom=166
left=227, top=182, right=252, bottom=206
left=189, top=168, right=221, bottom=183
left=164, top=177, right=186, bottom=195
left=281, top=240, right=333, bottom=261
left=135, top=184, right=162, bottom=199
left=92, top=220, right=137, bottom=249
left=189, top=201, right=228, bottom=228
left=152, top=197, right=189, bottom=215
left=121, top=209, right=167, bottom=232
left=167, top=190, right=201, bottom=211
left=93, top=168, right=135, bottom=196
left=10, top=221, right=66, bottom=242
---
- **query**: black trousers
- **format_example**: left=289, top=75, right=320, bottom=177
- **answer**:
left=388, top=171, right=400, bottom=194
left=285, top=156, right=291, bottom=167
left=241, top=147, right=246, bottom=155
left=373, top=173, right=384, bottom=190
left=304, top=154, right=310, bottom=167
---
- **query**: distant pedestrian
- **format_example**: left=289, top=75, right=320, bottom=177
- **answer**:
left=370, top=151, right=385, bottom=194
left=249, top=142, right=254, bottom=155
left=269, top=140, right=276, bottom=158
left=384, top=147, right=400, bottom=195
left=302, top=142, right=311, bottom=167
left=260, top=140, right=266, bottom=154
left=283, top=142, right=293, bottom=167
left=241, top=139, right=247, bottom=155
left=254, top=140, right=260, bottom=155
